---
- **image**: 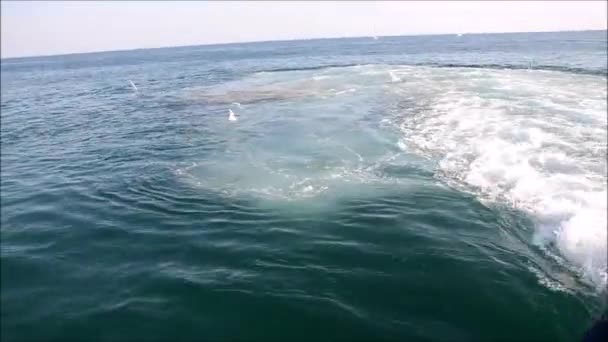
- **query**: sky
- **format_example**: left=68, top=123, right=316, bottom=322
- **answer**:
left=1, top=1, right=606, bottom=58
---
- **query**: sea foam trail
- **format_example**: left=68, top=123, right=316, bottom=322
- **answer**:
left=179, top=64, right=607, bottom=290
left=395, top=66, right=607, bottom=290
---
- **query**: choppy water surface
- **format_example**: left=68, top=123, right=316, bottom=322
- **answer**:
left=1, top=30, right=606, bottom=341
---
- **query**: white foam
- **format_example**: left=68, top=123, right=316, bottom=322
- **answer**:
left=396, top=67, right=607, bottom=289
left=388, top=70, right=401, bottom=83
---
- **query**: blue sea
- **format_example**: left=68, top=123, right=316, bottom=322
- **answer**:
left=1, top=30, right=607, bottom=341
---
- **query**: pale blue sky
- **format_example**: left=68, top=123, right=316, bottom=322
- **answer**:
left=1, top=1, right=606, bottom=58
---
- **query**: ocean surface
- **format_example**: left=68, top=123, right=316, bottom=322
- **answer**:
left=1, top=30, right=607, bottom=341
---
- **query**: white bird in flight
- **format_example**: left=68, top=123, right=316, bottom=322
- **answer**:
left=228, top=109, right=237, bottom=122
left=128, top=80, right=138, bottom=93
left=228, top=102, right=241, bottom=121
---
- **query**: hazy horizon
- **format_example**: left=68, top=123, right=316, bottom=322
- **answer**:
left=2, top=1, right=606, bottom=59
left=2, top=28, right=606, bottom=61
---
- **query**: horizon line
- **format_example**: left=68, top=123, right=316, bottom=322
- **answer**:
left=2, top=28, right=606, bottom=61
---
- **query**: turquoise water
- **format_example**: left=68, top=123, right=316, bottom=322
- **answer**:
left=1, top=31, right=607, bottom=341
